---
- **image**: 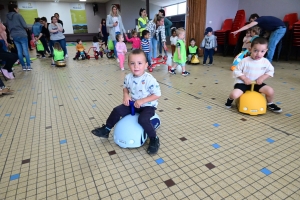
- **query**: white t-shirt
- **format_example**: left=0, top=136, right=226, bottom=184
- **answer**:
left=123, top=72, right=161, bottom=107
left=170, top=36, right=178, bottom=45
left=113, top=16, right=120, bottom=32
left=93, top=42, right=100, bottom=52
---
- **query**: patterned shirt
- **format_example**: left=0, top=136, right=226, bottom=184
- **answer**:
left=141, top=38, right=150, bottom=53
left=146, top=20, right=166, bottom=42
left=123, top=72, right=161, bottom=107
left=234, top=56, right=274, bottom=84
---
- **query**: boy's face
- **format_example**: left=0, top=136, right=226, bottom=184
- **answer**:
left=250, top=31, right=256, bottom=37
left=246, top=31, right=251, bottom=37
left=128, top=54, right=147, bottom=77
left=250, top=43, right=268, bottom=60
left=78, top=40, right=82, bottom=44
left=178, top=32, right=185, bottom=39
left=144, top=33, right=150, bottom=39
left=190, top=40, right=195, bottom=46
left=207, top=32, right=212, bottom=36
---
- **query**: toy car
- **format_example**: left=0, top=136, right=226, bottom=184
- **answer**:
left=231, top=49, right=248, bottom=71
left=86, top=47, right=99, bottom=60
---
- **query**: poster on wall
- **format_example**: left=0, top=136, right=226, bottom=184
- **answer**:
left=18, top=2, right=38, bottom=24
left=70, top=3, right=87, bottom=34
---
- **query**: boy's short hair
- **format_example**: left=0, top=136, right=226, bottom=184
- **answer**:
left=249, top=13, right=259, bottom=21
left=176, top=28, right=185, bottom=36
left=251, top=26, right=260, bottom=35
left=190, top=38, right=195, bottom=42
left=251, top=37, right=268, bottom=47
left=142, top=30, right=149, bottom=38
left=76, top=39, right=81, bottom=43
left=128, top=49, right=147, bottom=62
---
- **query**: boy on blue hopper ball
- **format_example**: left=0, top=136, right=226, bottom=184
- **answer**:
left=92, top=49, right=161, bottom=154
left=225, top=37, right=282, bottom=113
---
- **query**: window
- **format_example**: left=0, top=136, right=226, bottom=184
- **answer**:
left=164, top=1, right=186, bottom=17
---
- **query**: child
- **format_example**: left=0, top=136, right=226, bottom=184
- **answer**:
left=250, top=26, right=260, bottom=43
left=187, top=38, right=199, bottom=63
left=169, top=28, right=190, bottom=76
left=170, top=29, right=178, bottom=57
left=35, top=36, right=45, bottom=58
left=200, top=27, right=217, bottom=66
left=141, top=30, right=151, bottom=68
left=92, top=36, right=104, bottom=58
left=51, top=42, right=64, bottom=66
left=115, top=34, right=127, bottom=70
left=242, top=29, right=252, bottom=51
left=91, top=49, right=161, bottom=155
left=73, top=39, right=86, bottom=60
left=225, top=37, right=282, bottom=113
left=125, top=30, right=141, bottom=50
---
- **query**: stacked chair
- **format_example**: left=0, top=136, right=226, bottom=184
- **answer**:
left=229, top=10, right=246, bottom=56
left=215, top=19, right=233, bottom=56
left=288, top=20, right=300, bottom=60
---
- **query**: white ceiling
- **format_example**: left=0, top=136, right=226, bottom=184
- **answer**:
left=15, top=0, right=185, bottom=7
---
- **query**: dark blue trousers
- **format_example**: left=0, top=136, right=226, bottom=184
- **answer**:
left=203, top=48, right=214, bottom=64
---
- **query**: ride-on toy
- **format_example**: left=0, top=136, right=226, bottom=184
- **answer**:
left=190, top=55, right=200, bottom=64
left=231, top=50, right=248, bottom=71
left=55, top=60, right=66, bottom=67
left=86, top=47, right=99, bottom=60
left=106, top=38, right=115, bottom=59
left=236, top=81, right=266, bottom=115
left=113, top=101, right=161, bottom=148
left=148, top=49, right=171, bottom=72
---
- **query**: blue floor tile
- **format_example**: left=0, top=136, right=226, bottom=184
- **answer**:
left=32, top=102, right=37, bottom=104
left=212, top=143, right=220, bottom=149
left=60, top=139, right=67, bottom=144
left=276, top=102, right=282, bottom=105
left=198, top=92, right=202, bottom=95
left=30, top=116, right=35, bottom=120
left=10, top=174, right=20, bottom=181
left=53, top=96, right=57, bottom=98
left=155, top=158, right=164, bottom=165
left=176, top=91, right=180, bottom=94
left=285, top=113, right=292, bottom=117
left=0, top=134, right=2, bottom=138
left=266, top=138, right=275, bottom=143
left=290, top=88, right=295, bottom=90
left=5, top=114, right=10, bottom=117
left=92, top=105, right=97, bottom=108
left=261, top=168, right=272, bottom=176
left=206, top=106, right=212, bottom=109
left=213, top=123, right=220, bottom=127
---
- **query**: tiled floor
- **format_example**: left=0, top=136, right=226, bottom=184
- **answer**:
left=0, top=43, right=299, bottom=200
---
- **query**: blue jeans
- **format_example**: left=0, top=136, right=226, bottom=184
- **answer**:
left=50, top=39, right=67, bottom=56
left=203, top=48, right=214, bottom=64
left=113, top=31, right=120, bottom=58
left=150, top=37, right=158, bottom=59
left=158, top=33, right=162, bottom=55
left=267, top=27, right=286, bottom=63
left=0, top=40, right=7, bottom=65
left=13, top=36, right=31, bottom=68
left=145, top=52, right=151, bottom=66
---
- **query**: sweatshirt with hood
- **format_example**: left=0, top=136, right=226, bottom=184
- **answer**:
left=200, top=35, right=217, bottom=49
left=6, top=12, right=27, bottom=38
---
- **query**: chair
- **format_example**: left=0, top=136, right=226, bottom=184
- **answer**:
left=283, top=13, right=298, bottom=30
left=228, top=10, right=246, bottom=56
left=215, top=19, right=233, bottom=56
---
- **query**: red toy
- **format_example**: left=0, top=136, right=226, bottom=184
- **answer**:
left=148, top=49, right=171, bottom=72
left=86, top=47, right=99, bottom=60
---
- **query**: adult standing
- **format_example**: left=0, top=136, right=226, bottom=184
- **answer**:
left=0, top=21, right=8, bottom=51
left=32, top=17, right=50, bottom=55
left=146, top=14, right=167, bottom=59
left=48, top=16, right=67, bottom=57
left=138, top=8, right=148, bottom=37
left=6, top=3, right=32, bottom=71
left=40, top=17, right=51, bottom=56
left=106, top=5, right=126, bottom=61
left=158, top=9, right=172, bottom=58
left=99, top=19, right=108, bottom=46
left=54, top=13, right=68, bottom=56
left=232, top=14, right=286, bottom=63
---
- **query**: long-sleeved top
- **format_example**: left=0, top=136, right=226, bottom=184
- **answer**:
left=200, top=35, right=217, bottom=49
left=234, top=56, right=274, bottom=84
left=146, top=20, right=166, bottom=42
left=6, top=12, right=27, bottom=38
left=125, top=35, right=141, bottom=49
left=164, top=17, right=173, bottom=36
left=76, top=44, right=84, bottom=52
left=32, top=22, right=43, bottom=37
left=242, top=36, right=252, bottom=49
left=0, top=23, right=7, bottom=44
left=106, top=14, right=126, bottom=41
left=141, top=38, right=150, bottom=53
left=170, top=36, right=178, bottom=45
left=116, top=41, right=127, bottom=55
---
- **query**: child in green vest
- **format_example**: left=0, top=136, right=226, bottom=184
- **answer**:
left=51, top=42, right=65, bottom=66
left=34, top=36, right=45, bottom=58
left=169, top=28, right=190, bottom=76
left=187, top=38, right=199, bottom=64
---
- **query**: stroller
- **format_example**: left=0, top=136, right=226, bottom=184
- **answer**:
left=106, top=37, right=115, bottom=59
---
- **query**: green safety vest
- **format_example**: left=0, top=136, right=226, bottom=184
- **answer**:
left=36, top=40, right=44, bottom=51
left=138, top=17, right=148, bottom=36
left=108, top=39, right=114, bottom=50
left=189, top=46, right=198, bottom=54
left=53, top=49, right=64, bottom=61
left=173, top=39, right=186, bottom=63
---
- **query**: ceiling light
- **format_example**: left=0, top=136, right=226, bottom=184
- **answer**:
left=79, top=0, right=86, bottom=1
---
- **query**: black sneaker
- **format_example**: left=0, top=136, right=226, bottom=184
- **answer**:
left=267, top=104, right=282, bottom=113
left=147, top=136, right=160, bottom=155
left=169, top=69, right=176, bottom=74
left=182, top=71, right=190, bottom=76
left=91, top=124, right=110, bottom=138
left=225, top=98, right=234, bottom=108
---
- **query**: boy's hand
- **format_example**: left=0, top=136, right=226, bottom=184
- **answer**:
left=214, top=48, right=217, bottom=51
left=123, top=95, right=131, bottom=106
left=134, top=99, right=144, bottom=108
left=243, top=77, right=252, bottom=85
left=256, top=77, right=264, bottom=85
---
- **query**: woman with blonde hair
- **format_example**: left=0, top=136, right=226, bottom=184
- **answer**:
left=106, top=5, right=126, bottom=62
left=146, top=14, right=167, bottom=59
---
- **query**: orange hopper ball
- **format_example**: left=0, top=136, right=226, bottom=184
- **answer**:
left=231, top=66, right=236, bottom=71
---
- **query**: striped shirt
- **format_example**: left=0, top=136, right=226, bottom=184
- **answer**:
left=141, top=38, right=150, bottom=53
left=146, top=20, right=166, bottom=42
left=234, top=56, right=274, bottom=84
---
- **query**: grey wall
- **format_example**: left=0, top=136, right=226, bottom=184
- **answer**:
left=206, top=0, right=239, bottom=31
left=86, top=3, right=106, bottom=33
left=238, top=0, right=300, bottom=21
